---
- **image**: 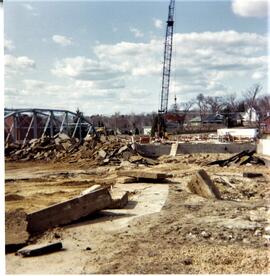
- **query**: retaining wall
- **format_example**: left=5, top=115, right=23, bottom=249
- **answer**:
left=257, top=139, right=270, bottom=157
left=135, top=143, right=256, bottom=158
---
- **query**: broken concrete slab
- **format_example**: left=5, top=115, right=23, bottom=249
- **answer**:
left=61, top=141, right=72, bottom=151
left=80, top=185, right=103, bottom=196
left=108, top=191, right=129, bottom=209
left=5, top=209, right=29, bottom=253
left=27, top=187, right=112, bottom=233
left=58, top=133, right=70, bottom=141
left=117, top=170, right=173, bottom=180
left=84, top=134, right=93, bottom=142
left=188, top=169, right=221, bottom=200
left=98, top=149, right=107, bottom=159
left=17, top=242, right=63, bottom=257
left=117, top=177, right=137, bottom=184
left=218, top=218, right=261, bottom=230
left=129, top=156, right=143, bottom=163
left=117, top=145, right=129, bottom=155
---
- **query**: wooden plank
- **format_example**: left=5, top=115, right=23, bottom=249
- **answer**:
left=243, top=172, right=263, bottom=178
left=27, top=187, right=112, bottom=233
left=17, top=242, right=62, bottom=257
left=117, top=170, right=172, bottom=179
left=188, top=169, right=221, bottom=200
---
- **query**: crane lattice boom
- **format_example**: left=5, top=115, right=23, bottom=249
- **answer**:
left=159, top=0, right=175, bottom=114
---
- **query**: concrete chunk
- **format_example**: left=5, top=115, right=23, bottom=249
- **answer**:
left=17, top=242, right=63, bottom=257
left=108, top=191, right=129, bottom=209
left=58, top=133, right=70, bottom=141
left=98, top=149, right=107, bottom=159
left=188, top=169, right=221, bottom=200
left=61, top=141, right=72, bottom=151
left=117, top=145, right=129, bottom=155
left=5, top=209, right=29, bottom=251
left=117, top=170, right=172, bottom=180
left=27, top=187, right=112, bottom=233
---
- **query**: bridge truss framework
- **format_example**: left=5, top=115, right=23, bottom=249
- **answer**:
left=4, top=108, right=96, bottom=145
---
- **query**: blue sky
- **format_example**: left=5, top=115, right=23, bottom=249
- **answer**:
left=4, top=0, right=269, bottom=115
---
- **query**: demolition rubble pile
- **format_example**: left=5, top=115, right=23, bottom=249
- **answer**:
left=207, top=150, right=265, bottom=167
left=5, top=134, right=151, bottom=165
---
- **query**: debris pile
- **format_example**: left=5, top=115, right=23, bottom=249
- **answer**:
left=208, top=150, right=265, bottom=167
left=5, top=134, right=156, bottom=166
left=5, top=133, right=80, bottom=161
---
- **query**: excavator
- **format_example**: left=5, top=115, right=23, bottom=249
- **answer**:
left=151, top=0, right=176, bottom=138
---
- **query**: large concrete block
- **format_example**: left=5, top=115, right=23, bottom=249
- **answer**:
left=188, top=169, right=221, bottom=200
left=27, top=187, right=112, bottom=233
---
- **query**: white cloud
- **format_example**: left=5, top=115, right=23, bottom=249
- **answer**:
left=52, top=35, right=73, bottom=46
left=75, top=79, right=125, bottom=90
left=51, top=56, right=125, bottom=81
left=129, top=27, right=144, bottom=38
left=5, top=55, right=35, bottom=74
left=94, top=40, right=162, bottom=76
left=252, top=71, right=265, bottom=80
left=10, top=30, right=267, bottom=114
left=110, top=31, right=266, bottom=100
left=232, top=0, right=268, bottom=17
left=4, top=39, right=15, bottom=51
left=153, top=18, right=163, bottom=29
left=23, top=79, right=47, bottom=90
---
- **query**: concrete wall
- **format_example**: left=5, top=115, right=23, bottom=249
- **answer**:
left=135, top=143, right=256, bottom=158
left=27, top=187, right=112, bottom=233
left=257, top=139, right=270, bottom=157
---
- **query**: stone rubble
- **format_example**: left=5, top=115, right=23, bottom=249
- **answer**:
left=5, top=134, right=157, bottom=166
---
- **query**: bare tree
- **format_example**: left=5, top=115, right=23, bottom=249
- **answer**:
left=181, top=101, right=194, bottom=113
left=205, top=96, right=225, bottom=113
left=196, top=93, right=208, bottom=121
left=257, top=94, right=270, bottom=116
left=244, top=84, right=262, bottom=110
left=226, top=93, right=239, bottom=112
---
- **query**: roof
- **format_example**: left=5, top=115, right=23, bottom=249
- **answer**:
left=189, top=116, right=201, bottom=122
left=203, top=114, right=224, bottom=123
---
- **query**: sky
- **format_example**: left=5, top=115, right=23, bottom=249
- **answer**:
left=4, top=0, right=269, bottom=116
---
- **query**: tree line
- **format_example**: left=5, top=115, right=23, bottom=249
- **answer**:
left=86, top=84, right=269, bottom=132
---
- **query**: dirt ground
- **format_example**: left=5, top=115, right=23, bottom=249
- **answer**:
left=5, top=153, right=270, bottom=274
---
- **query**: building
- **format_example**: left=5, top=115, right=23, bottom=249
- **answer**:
left=202, top=114, right=224, bottom=124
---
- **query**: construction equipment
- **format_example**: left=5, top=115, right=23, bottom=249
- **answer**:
left=152, top=0, right=175, bottom=138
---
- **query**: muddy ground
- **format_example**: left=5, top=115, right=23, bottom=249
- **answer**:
left=5, top=153, right=270, bottom=274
